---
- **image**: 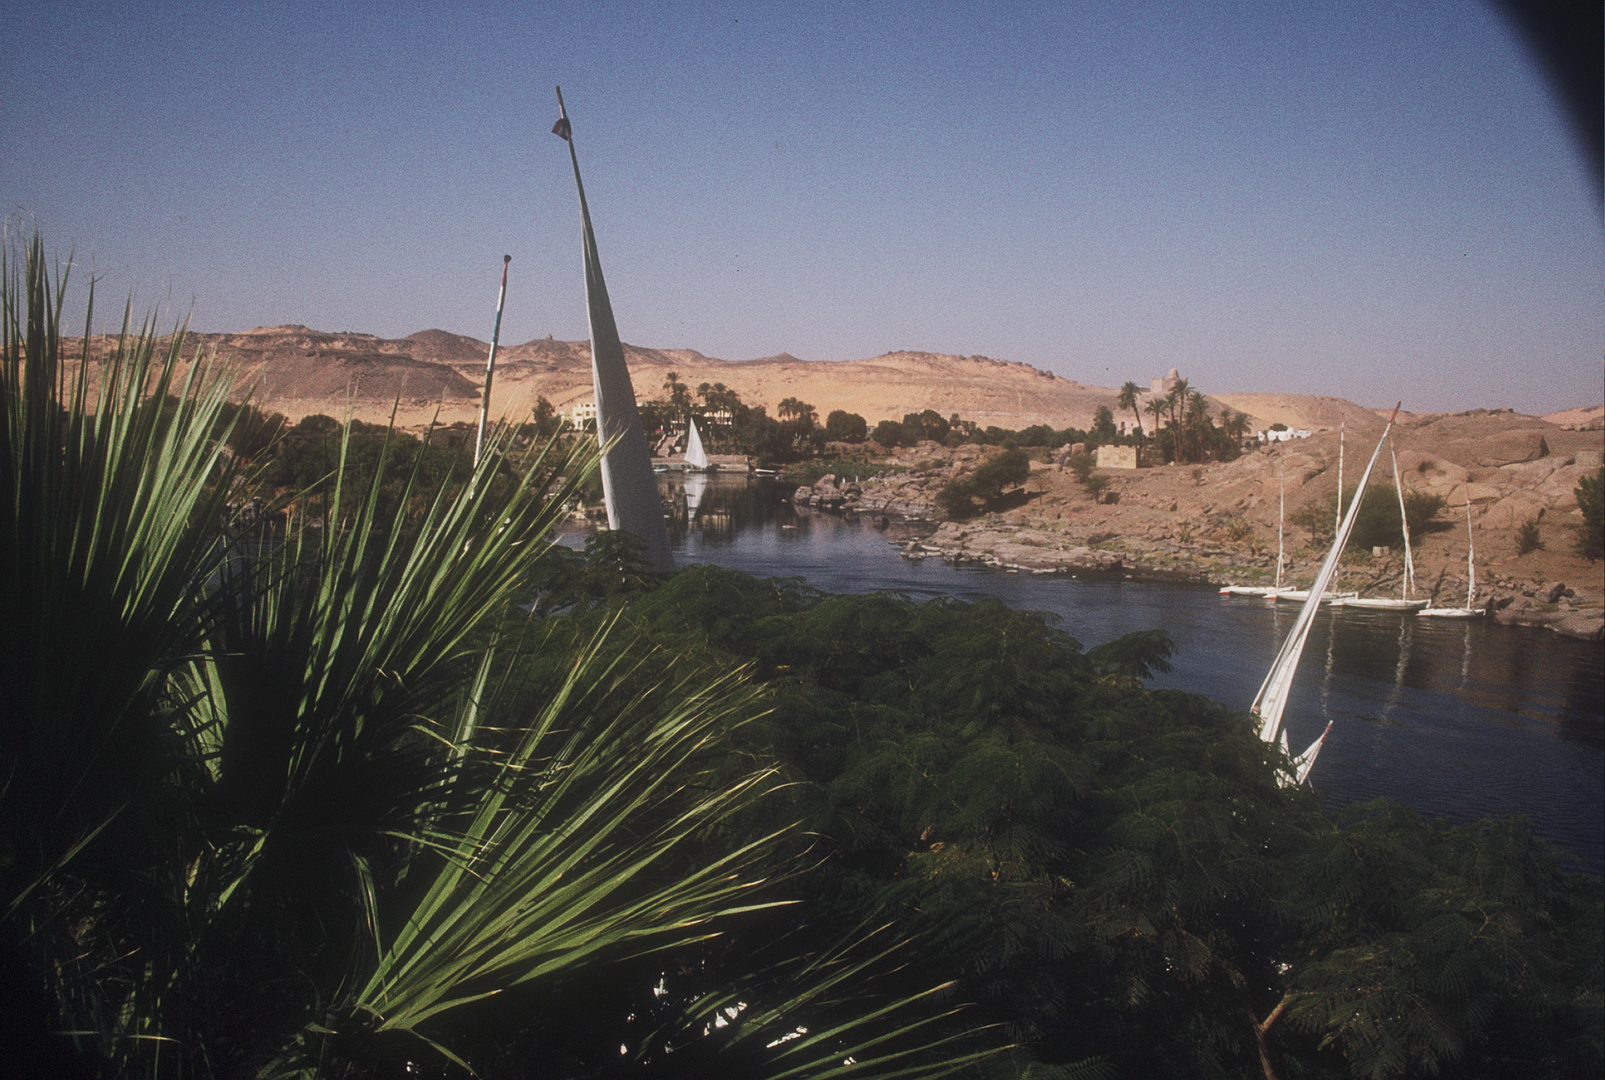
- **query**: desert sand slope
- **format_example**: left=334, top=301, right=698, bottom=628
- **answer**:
left=1544, top=403, right=1604, bottom=430
left=62, top=327, right=1228, bottom=432
left=1209, top=393, right=1395, bottom=433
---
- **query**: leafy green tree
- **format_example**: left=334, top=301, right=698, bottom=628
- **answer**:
left=825, top=409, right=869, bottom=443
left=901, top=409, right=951, bottom=446
left=1293, top=486, right=1446, bottom=550
left=873, top=418, right=904, bottom=447
left=612, top=568, right=1603, bottom=1080
left=1576, top=467, right=1603, bottom=560
left=1092, top=405, right=1117, bottom=443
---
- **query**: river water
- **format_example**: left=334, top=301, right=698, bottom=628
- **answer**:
left=578, top=474, right=1605, bottom=873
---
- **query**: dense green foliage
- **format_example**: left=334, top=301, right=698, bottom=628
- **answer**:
left=936, top=448, right=1033, bottom=520
left=1577, top=468, right=1604, bottom=561
left=1292, top=485, right=1447, bottom=552
left=6, top=237, right=1600, bottom=1080
left=537, top=560, right=1604, bottom=1080
left=826, top=409, right=869, bottom=443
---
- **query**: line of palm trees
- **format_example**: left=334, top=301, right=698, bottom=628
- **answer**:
left=1117, top=378, right=1250, bottom=465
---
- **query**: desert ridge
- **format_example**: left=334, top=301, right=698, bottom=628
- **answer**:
left=53, top=323, right=1496, bottom=436
left=56, top=323, right=1602, bottom=449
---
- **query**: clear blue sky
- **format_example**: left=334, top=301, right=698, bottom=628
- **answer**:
left=3, top=0, right=1599, bottom=414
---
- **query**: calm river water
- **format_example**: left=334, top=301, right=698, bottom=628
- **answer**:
left=578, top=474, right=1605, bottom=873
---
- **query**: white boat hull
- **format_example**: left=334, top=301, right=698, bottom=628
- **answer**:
left=1329, top=596, right=1429, bottom=610
left=1269, top=589, right=1358, bottom=603
left=1417, top=607, right=1479, bottom=618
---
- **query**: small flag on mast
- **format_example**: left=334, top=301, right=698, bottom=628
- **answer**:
left=552, top=116, right=571, bottom=140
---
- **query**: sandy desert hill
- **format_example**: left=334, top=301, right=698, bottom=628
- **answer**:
left=60, top=325, right=1600, bottom=440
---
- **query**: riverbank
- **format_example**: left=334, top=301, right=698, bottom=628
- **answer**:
left=785, top=412, right=1605, bottom=639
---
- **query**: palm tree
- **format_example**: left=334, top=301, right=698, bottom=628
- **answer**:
left=1118, top=381, right=1145, bottom=445
left=1184, top=389, right=1210, bottom=462
left=663, top=370, right=691, bottom=417
left=2, top=235, right=977, bottom=1079
left=1145, top=398, right=1170, bottom=461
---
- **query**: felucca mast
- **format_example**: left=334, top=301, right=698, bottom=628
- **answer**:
left=473, top=254, right=511, bottom=469
left=552, top=87, right=674, bottom=571
left=1390, top=441, right=1415, bottom=600
left=1252, top=404, right=1402, bottom=756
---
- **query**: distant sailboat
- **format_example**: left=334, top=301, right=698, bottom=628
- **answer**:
left=683, top=415, right=717, bottom=473
left=1331, top=440, right=1428, bottom=610
left=553, top=88, right=673, bottom=572
left=1252, top=405, right=1402, bottom=785
left=1418, top=500, right=1480, bottom=618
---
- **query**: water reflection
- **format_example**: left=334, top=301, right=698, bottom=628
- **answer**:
left=570, top=474, right=1605, bottom=871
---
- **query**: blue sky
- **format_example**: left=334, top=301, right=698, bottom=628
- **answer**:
left=3, top=0, right=1599, bottom=414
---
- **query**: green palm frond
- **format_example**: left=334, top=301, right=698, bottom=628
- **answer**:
left=344, top=623, right=784, bottom=1031
left=1, top=232, right=240, bottom=915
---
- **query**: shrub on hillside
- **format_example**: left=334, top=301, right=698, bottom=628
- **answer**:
left=936, top=448, right=1032, bottom=519
left=1577, top=467, right=1604, bottom=560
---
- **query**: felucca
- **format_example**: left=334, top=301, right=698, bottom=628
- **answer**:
left=1418, top=499, right=1480, bottom=618
left=553, top=88, right=674, bottom=572
left=1330, top=440, right=1428, bottom=610
left=1253, top=405, right=1401, bottom=785
left=683, top=415, right=717, bottom=473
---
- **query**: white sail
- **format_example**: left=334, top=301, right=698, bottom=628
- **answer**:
left=1252, top=406, right=1401, bottom=752
left=1291, top=722, right=1332, bottom=785
left=554, top=89, right=673, bottom=572
left=685, top=416, right=709, bottom=470
left=1418, top=501, right=1479, bottom=618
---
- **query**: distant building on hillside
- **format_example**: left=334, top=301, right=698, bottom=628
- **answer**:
left=1151, top=367, right=1183, bottom=397
left=1096, top=444, right=1142, bottom=469
left=1259, top=427, right=1311, bottom=443
left=564, top=399, right=597, bottom=429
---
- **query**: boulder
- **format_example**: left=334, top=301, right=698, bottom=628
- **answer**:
left=1552, top=612, right=1605, bottom=641
left=1453, top=429, right=1549, bottom=467
left=1397, top=450, right=1469, bottom=486
left=1479, top=490, right=1547, bottom=529
left=1448, top=482, right=1503, bottom=506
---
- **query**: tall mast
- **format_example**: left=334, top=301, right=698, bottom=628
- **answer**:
left=1335, top=421, right=1345, bottom=536
left=552, top=87, right=674, bottom=571
left=1253, top=405, right=1401, bottom=750
left=1276, top=459, right=1284, bottom=591
left=1390, top=440, right=1415, bottom=600
left=473, top=254, right=511, bottom=469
